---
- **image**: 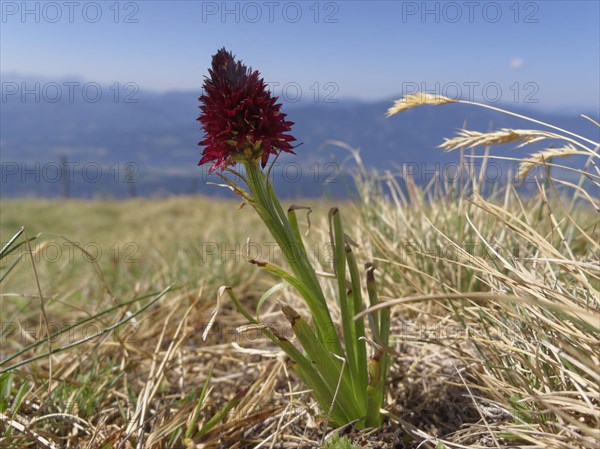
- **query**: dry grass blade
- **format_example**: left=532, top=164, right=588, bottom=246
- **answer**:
left=386, top=93, right=456, bottom=116
left=0, top=412, right=58, bottom=449
left=124, top=295, right=202, bottom=448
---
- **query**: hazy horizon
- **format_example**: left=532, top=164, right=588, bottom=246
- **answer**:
left=2, top=69, right=598, bottom=116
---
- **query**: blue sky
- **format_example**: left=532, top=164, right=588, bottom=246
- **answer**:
left=1, top=1, right=599, bottom=112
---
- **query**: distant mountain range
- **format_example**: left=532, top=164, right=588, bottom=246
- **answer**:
left=1, top=75, right=598, bottom=198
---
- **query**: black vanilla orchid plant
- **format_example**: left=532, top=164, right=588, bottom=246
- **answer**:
left=197, top=48, right=390, bottom=428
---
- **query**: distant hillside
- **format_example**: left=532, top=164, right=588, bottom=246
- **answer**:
left=1, top=77, right=598, bottom=198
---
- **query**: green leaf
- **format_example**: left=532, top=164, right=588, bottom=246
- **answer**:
left=195, top=387, right=247, bottom=439
left=0, top=227, right=24, bottom=260
left=329, top=208, right=360, bottom=396
left=185, top=364, right=214, bottom=439
left=256, top=281, right=290, bottom=321
left=346, top=245, right=368, bottom=399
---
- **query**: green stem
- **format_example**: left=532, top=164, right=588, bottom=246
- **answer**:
left=364, top=264, right=388, bottom=427
left=244, top=162, right=342, bottom=355
left=365, top=354, right=384, bottom=427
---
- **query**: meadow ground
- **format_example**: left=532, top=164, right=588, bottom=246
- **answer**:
left=1, top=111, right=599, bottom=448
